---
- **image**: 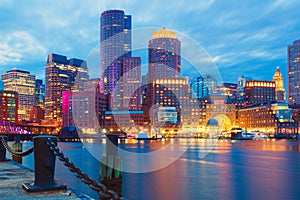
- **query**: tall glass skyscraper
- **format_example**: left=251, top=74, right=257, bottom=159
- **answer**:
left=148, top=28, right=181, bottom=82
left=288, top=39, right=300, bottom=105
left=100, top=10, right=131, bottom=109
left=45, top=53, right=89, bottom=121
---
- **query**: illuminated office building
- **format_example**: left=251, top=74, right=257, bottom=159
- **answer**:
left=1, top=69, right=35, bottom=121
left=245, top=80, right=276, bottom=106
left=190, top=76, right=208, bottom=99
left=45, top=53, right=89, bottom=121
left=144, top=28, right=181, bottom=124
left=120, top=57, right=141, bottom=110
left=273, top=66, right=286, bottom=103
left=62, top=91, right=111, bottom=134
left=148, top=28, right=181, bottom=82
left=238, top=103, right=298, bottom=138
left=288, top=39, right=300, bottom=105
left=144, top=78, right=189, bottom=127
left=0, top=90, right=18, bottom=123
left=100, top=9, right=131, bottom=109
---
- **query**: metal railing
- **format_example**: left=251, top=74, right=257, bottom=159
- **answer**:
left=0, top=137, right=34, bottom=157
left=0, top=135, right=122, bottom=200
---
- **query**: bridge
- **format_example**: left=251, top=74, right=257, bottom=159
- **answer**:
left=0, top=119, right=58, bottom=141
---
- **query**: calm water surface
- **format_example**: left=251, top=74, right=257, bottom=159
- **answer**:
left=14, top=139, right=300, bottom=200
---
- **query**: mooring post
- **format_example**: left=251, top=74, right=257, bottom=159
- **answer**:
left=12, top=135, right=22, bottom=163
left=0, top=136, right=10, bottom=161
left=100, top=134, right=122, bottom=197
left=22, top=135, right=66, bottom=192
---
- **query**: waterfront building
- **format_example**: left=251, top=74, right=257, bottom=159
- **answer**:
left=238, top=103, right=298, bottom=137
left=144, top=28, right=182, bottom=125
left=273, top=66, right=286, bottom=103
left=120, top=57, right=141, bottom=110
left=100, top=9, right=131, bottom=109
left=143, top=77, right=189, bottom=124
left=180, top=98, right=204, bottom=134
left=150, top=106, right=181, bottom=135
left=104, top=110, right=144, bottom=133
left=62, top=90, right=111, bottom=134
left=244, top=80, right=276, bottom=106
left=288, top=39, right=300, bottom=105
left=0, top=90, right=18, bottom=123
left=1, top=69, right=36, bottom=121
left=148, top=28, right=181, bottom=82
left=205, top=95, right=236, bottom=131
left=45, top=53, right=89, bottom=121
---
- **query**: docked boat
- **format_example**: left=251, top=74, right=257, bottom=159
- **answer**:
left=252, top=132, right=268, bottom=140
left=136, top=132, right=149, bottom=140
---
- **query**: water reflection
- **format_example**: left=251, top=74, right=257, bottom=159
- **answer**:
left=14, top=139, right=300, bottom=200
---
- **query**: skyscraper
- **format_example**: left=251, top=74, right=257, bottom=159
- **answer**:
left=35, top=79, right=45, bottom=107
left=288, top=39, right=300, bottom=105
left=45, top=53, right=88, bottom=121
left=120, top=57, right=141, bottom=110
left=273, top=66, right=286, bottom=103
left=148, top=28, right=181, bottom=82
left=143, top=28, right=181, bottom=123
left=1, top=69, right=35, bottom=121
left=190, top=76, right=207, bottom=99
left=100, top=9, right=131, bottom=109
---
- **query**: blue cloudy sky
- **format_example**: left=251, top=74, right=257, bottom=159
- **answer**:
left=1, top=0, right=300, bottom=88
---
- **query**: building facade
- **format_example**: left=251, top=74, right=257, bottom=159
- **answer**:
left=45, top=53, right=88, bottom=121
left=35, top=79, right=45, bottom=107
left=104, top=110, right=144, bottom=133
left=0, top=90, right=18, bottom=123
left=245, top=80, right=276, bottom=106
left=1, top=69, right=35, bottom=121
left=148, top=28, right=181, bottom=82
left=190, top=76, right=208, bottom=99
left=100, top=9, right=131, bottom=109
left=288, top=39, right=300, bottom=105
left=62, top=90, right=111, bottom=134
left=120, top=57, right=141, bottom=110
left=238, top=103, right=298, bottom=137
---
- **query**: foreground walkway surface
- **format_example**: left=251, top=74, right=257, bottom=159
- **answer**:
left=0, top=161, right=93, bottom=200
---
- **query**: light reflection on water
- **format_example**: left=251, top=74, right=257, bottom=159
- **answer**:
left=11, top=139, right=300, bottom=200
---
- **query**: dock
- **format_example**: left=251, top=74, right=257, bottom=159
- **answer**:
left=0, top=161, right=93, bottom=200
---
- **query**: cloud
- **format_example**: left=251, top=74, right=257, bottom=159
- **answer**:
left=0, top=30, right=47, bottom=65
left=0, top=0, right=300, bottom=84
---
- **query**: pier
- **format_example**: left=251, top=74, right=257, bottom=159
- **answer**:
left=0, top=161, right=91, bottom=199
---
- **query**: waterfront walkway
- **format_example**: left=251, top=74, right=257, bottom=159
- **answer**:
left=0, top=161, right=93, bottom=200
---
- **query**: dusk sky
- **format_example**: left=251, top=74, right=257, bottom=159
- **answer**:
left=1, top=0, right=300, bottom=89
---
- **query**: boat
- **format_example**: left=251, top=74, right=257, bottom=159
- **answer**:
left=136, top=132, right=162, bottom=140
left=136, top=132, right=149, bottom=140
left=252, top=132, right=268, bottom=140
left=230, top=127, right=243, bottom=139
left=241, top=132, right=254, bottom=140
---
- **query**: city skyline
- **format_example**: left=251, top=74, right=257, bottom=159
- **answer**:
left=1, top=0, right=300, bottom=87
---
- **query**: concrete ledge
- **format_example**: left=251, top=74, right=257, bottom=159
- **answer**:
left=0, top=161, right=94, bottom=199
